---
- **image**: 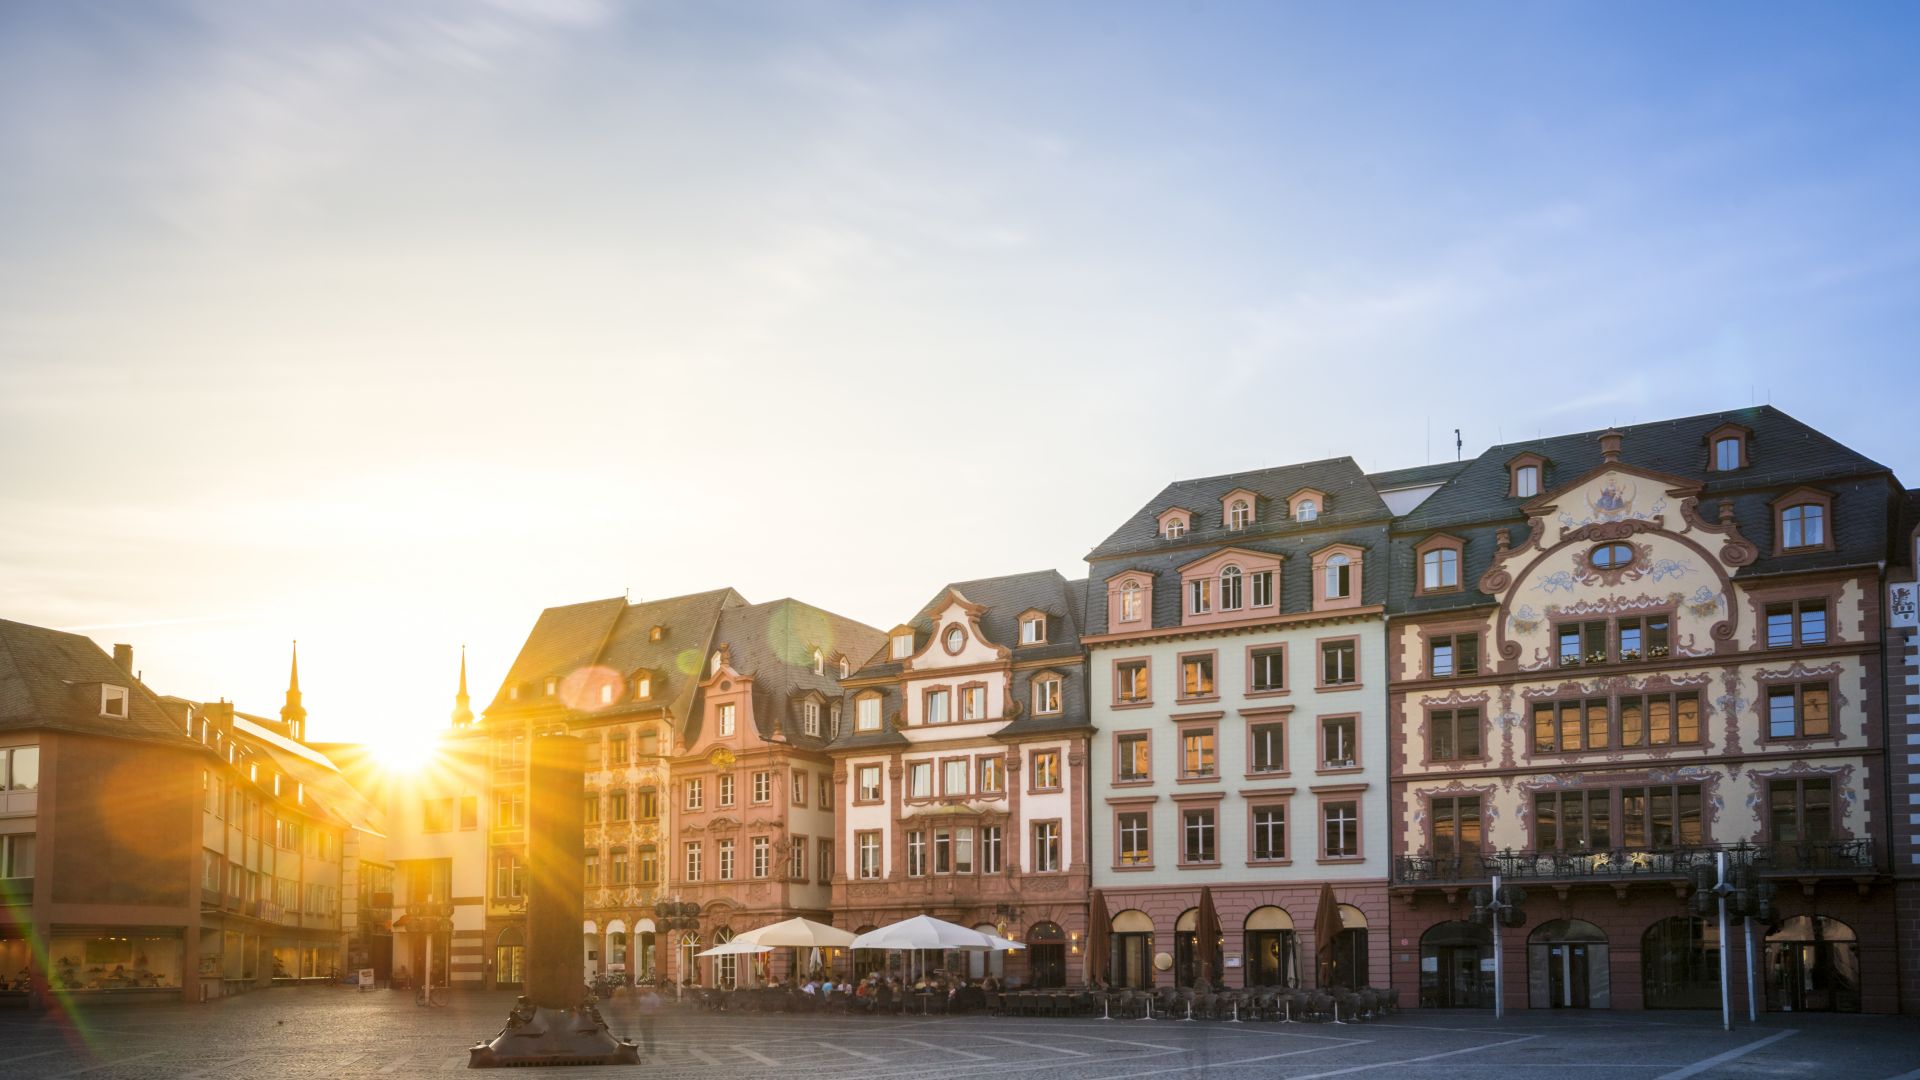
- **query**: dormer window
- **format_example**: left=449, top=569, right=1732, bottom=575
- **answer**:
left=1705, top=422, right=1751, bottom=472
left=812, top=649, right=823, bottom=675
left=838, top=657, right=849, bottom=679
left=943, top=626, right=966, bottom=654
left=1189, top=577, right=1214, bottom=615
left=829, top=703, right=842, bottom=738
left=1781, top=503, right=1826, bottom=550
left=1295, top=500, right=1318, bottom=522
left=891, top=634, right=913, bottom=660
left=1121, top=581, right=1144, bottom=622
left=1715, top=438, right=1741, bottom=471
left=649, top=625, right=666, bottom=642
left=855, top=695, right=882, bottom=731
left=803, top=701, right=821, bottom=737
left=710, top=651, right=724, bottom=676
left=1416, top=534, right=1465, bottom=596
left=1324, top=554, right=1351, bottom=599
left=544, top=676, right=558, bottom=696
left=1032, top=675, right=1063, bottom=716
left=717, top=703, right=736, bottom=737
left=1021, top=616, right=1045, bottom=644
left=1507, top=453, right=1546, bottom=499
left=1313, top=544, right=1364, bottom=610
left=600, top=683, right=615, bottom=705
left=635, top=675, right=652, bottom=700
left=249, top=762, right=257, bottom=783
left=1229, top=500, right=1251, bottom=530
left=1220, top=565, right=1243, bottom=611
left=99, top=685, right=129, bottom=718
left=508, top=685, right=520, bottom=701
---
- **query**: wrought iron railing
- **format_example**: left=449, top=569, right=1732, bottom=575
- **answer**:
left=1395, top=840, right=1874, bottom=884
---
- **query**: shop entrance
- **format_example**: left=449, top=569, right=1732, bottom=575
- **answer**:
left=1527, top=919, right=1609, bottom=1009
left=1765, top=916, right=1860, bottom=1013
left=1419, top=921, right=1492, bottom=1008
left=1242, top=906, right=1297, bottom=988
left=1641, top=916, right=1719, bottom=1009
left=1110, top=910, right=1154, bottom=989
left=1025, top=922, right=1065, bottom=988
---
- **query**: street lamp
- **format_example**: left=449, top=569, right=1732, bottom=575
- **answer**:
left=1689, top=854, right=1776, bottom=1029
left=1467, top=875, right=1527, bottom=1020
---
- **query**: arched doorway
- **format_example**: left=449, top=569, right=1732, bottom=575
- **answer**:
left=1642, top=917, right=1718, bottom=1009
left=1243, top=906, right=1297, bottom=988
left=1420, top=921, right=1492, bottom=1008
left=968, top=924, right=1006, bottom=981
left=583, top=919, right=600, bottom=984
left=605, top=919, right=627, bottom=986
left=1330, top=905, right=1369, bottom=989
left=493, top=927, right=525, bottom=990
left=1110, top=910, right=1155, bottom=989
left=1527, top=919, right=1609, bottom=1009
left=714, top=928, right=738, bottom=989
left=1173, top=908, right=1221, bottom=988
left=1026, top=921, right=1065, bottom=988
left=677, top=931, right=700, bottom=987
left=633, top=917, right=656, bottom=983
left=1765, top=916, right=1859, bottom=1013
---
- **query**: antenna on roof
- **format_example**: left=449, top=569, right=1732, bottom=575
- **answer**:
left=1454, top=429, right=1463, bottom=462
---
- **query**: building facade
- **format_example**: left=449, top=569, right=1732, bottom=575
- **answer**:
left=1084, top=460, right=1394, bottom=991
left=1386, top=409, right=1903, bottom=1014
left=831, top=571, right=1095, bottom=987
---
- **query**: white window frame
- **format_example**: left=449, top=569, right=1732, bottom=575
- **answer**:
left=1033, top=677, right=1062, bottom=716
left=856, top=764, right=881, bottom=801
left=716, top=703, right=735, bottom=737
left=925, top=689, right=950, bottom=725
left=1220, top=565, right=1243, bottom=610
left=1189, top=578, right=1213, bottom=615
left=751, top=836, right=770, bottom=879
left=1514, top=466, right=1539, bottom=498
left=803, top=701, right=821, bottom=736
left=100, top=685, right=129, bottom=718
left=1324, top=554, right=1352, bottom=600
left=1021, top=616, right=1044, bottom=644
left=891, top=634, right=914, bottom=659
left=1120, top=581, right=1144, bottom=623
left=1715, top=437, right=1742, bottom=471
left=856, top=697, right=881, bottom=731
left=1229, top=500, right=1251, bottom=530
left=685, top=778, right=704, bottom=810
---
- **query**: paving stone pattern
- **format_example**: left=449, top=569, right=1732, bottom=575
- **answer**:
left=1, top=989, right=1918, bottom=1079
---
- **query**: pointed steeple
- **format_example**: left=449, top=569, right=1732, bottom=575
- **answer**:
left=452, top=645, right=475, bottom=729
left=281, top=640, right=307, bottom=739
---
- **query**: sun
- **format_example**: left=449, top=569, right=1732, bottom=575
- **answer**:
left=368, top=729, right=438, bottom=774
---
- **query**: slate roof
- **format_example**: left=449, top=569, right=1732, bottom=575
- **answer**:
left=1367, top=461, right=1469, bottom=490
left=1088, top=456, right=1390, bottom=560
left=0, top=618, right=207, bottom=751
left=834, top=569, right=1092, bottom=748
left=686, top=598, right=884, bottom=750
left=1387, top=405, right=1903, bottom=615
left=484, top=588, right=747, bottom=725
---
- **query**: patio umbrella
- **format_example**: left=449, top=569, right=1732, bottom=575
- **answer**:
left=1314, top=882, right=1344, bottom=988
left=736, top=917, right=858, bottom=948
left=697, top=939, right=773, bottom=957
left=850, top=915, right=996, bottom=951
left=808, top=947, right=823, bottom=976
left=1195, top=886, right=1222, bottom=988
left=982, top=934, right=1026, bottom=951
left=1086, top=889, right=1110, bottom=987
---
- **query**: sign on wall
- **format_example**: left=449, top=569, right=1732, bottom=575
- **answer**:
left=1891, top=581, right=1918, bottom=629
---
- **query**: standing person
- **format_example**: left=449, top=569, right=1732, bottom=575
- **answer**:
left=636, top=983, right=661, bottom=1059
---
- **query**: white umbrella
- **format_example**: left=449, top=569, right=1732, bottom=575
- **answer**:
left=983, top=933, right=1027, bottom=952
left=697, top=939, right=773, bottom=957
left=851, top=915, right=996, bottom=951
left=737, top=917, right=857, bottom=948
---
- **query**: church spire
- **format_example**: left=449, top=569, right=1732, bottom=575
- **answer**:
left=281, top=640, right=307, bottom=739
left=452, top=645, right=475, bottom=729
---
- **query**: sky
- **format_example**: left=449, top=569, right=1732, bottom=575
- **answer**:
left=2, top=1, right=1917, bottom=748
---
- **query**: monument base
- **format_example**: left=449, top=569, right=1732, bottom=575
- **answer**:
left=468, top=1000, right=640, bottom=1068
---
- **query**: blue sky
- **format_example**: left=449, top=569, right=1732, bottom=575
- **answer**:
left=2, top=1, right=1915, bottom=743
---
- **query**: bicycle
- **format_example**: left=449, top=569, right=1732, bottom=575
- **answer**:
left=416, top=982, right=449, bottom=1007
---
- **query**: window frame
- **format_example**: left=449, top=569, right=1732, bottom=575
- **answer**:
left=854, top=763, right=883, bottom=804
left=1245, top=713, right=1289, bottom=778
left=1113, top=729, right=1153, bottom=786
left=1030, top=819, right=1063, bottom=873
left=977, top=754, right=1005, bottom=795
left=1773, top=488, right=1834, bottom=554
left=1425, top=706, right=1484, bottom=764
left=1316, top=636, right=1361, bottom=690
left=1764, top=598, right=1830, bottom=649
left=1113, top=805, right=1153, bottom=869
left=1028, top=749, right=1063, bottom=793
left=1113, top=656, right=1153, bottom=707
left=1247, top=801, right=1289, bottom=865
left=855, top=694, right=882, bottom=732
left=1176, top=720, right=1218, bottom=782
left=1177, top=650, right=1218, bottom=702
left=1317, top=795, right=1363, bottom=862
left=1317, top=713, right=1361, bottom=773
left=1762, top=681, right=1833, bottom=742
left=1426, top=632, right=1480, bottom=679
left=1428, top=794, right=1482, bottom=859
left=1247, top=644, right=1288, bottom=695
left=1766, top=776, right=1835, bottom=844
left=1032, top=674, right=1063, bottom=716
left=855, top=831, right=882, bottom=880
left=1178, top=803, right=1221, bottom=867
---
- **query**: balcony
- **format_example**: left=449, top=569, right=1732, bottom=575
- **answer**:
left=1395, top=840, right=1875, bottom=886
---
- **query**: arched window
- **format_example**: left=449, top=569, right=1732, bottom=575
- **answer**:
left=1764, top=915, right=1859, bottom=1013
left=1120, top=580, right=1144, bottom=623
left=1324, top=554, right=1351, bottom=599
left=1229, top=500, right=1251, bottom=530
left=635, top=674, right=652, bottom=700
left=1423, top=548, right=1459, bottom=591
left=829, top=704, right=842, bottom=740
left=1296, top=499, right=1319, bottom=522
left=1715, top=438, right=1742, bottom=471
left=1219, top=565, right=1243, bottom=610
left=839, top=657, right=849, bottom=679
left=678, top=931, right=701, bottom=987
left=1419, top=921, right=1493, bottom=1008
left=1781, top=503, right=1825, bottom=549
left=1527, top=919, right=1609, bottom=1009
left=1164, top=517, right=1187, bottom=540
left=494, top=927, right=525, bottom=989
left=714, top=928, right=737, bottom=989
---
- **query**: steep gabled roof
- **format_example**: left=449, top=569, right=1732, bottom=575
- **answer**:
left=0, top=618, right=206, bottom=749
left=848, top=569, right=1089, bottom=679
left=1089, top=456, right=1390, bottom=560
left=692, top=598, right=883, bottom=750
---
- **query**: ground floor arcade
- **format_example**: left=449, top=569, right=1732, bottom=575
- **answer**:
left=1094, top=881, right=1390, bottom=991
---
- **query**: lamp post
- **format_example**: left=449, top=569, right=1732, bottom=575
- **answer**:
left=651, top=897, right=700, bottom=998
left=1689, top=850, right=1776, bottom=1031
left=1468, top=875, right=1527, bottom=1020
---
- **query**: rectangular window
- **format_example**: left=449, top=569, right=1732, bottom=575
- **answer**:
left=1322, top=800, right=1360, bottom=858
left=1321, top=715, right=1357, bottom=769
left=1189, top=578, right=1213, bottom=615
left=1249, top=647, right=1286, bottom=692
left=934, top=828, right=952, bottom=874
left=856, top=697, right=881, bottom=731
left=856, top=764, right=882, bottom=801
left=1180, top=654, right=1215, bottom=697
left=1620, top=784, right=1703, bottom=848
left=1251, top=570, right=1274, bottom=608
left=637, top=789, right=658, bottom=819
left=943, top=758, right=968, bottom=796
left=0, top=834, right=35, bottom=879
left=1249, top=721, right=1285, bottom=773
left=685, top=778, right=704, bottom=810
left=961, top=685, right=987, bottom=720
left=804, top=701, right=821, bottom=736
left=907, top=832, right=926, bottom=876
left=1182, top=809, right=1216, bottom=863
left=584, top=795, right=601, bottom=824
left=1770, top=778, right=1833, bottom=843
left=1428, top=634, right=1480, bottom=678
left=611, top=849, right=630, bottom=885
left=925, top=689, right=950, bottom=725
left=954, top=827, right=974, bottom=874
left=1321, top=640, right=1357, bottom=686
left=1768, top=683, right=1831, bottom=739
left=718, top=838, right=736, bottom=880
left=1116, top=733, right=1151, bottom=781
left=717, top=703, right=735, bottom=737
left=982, top=826, right=1003, bottom=873
left=819, top=772, right=832, bottom=810
left=908, top=761, right=932, bottom=799
left=978, top=756, right=1004, bottom=793
left=459, top=795, right=477, bottom=830
left=819, top=841, right=834, bottom=884
left=752, top=836, right=770, bottom=878
left=495, top=792, right=525, bottom=828
left=494, top=854, right=525, bottom=898
left=1021, top=617, right=1044, bottom=644
left=1535, top=790, right=1612, bottom=852
left=791, top=770, right=807, bottom=806
left=684, top=842, right=703, bottom=882
left=1428, top=708, right=1481, bottom=761
left=1616, top=615, right=1670, bottom=662
left=1033, top=821, right=1062, bottom=872
left=857, top=832, right=881, bottom=879
left=790, top=837, right=808, bottom=880
left=1251, top=806, right=1285, bottom=861
left=1767, top=600, right=1829, bottom=648
left=1430, top=796, right=1480, bottom=858
left=1032, top=677, right=1062, bottom=715
left=1031, top=750, right=1061, bottom=791
left=1117, top=811, right=1151, bottom=865
left=423, top=798, right=453, bottom=833
left=1558, top=621, right=1608, bottom=666
left=719, top=773, right=736, bottom=807
left=609, top=735, right=628, bottom=763
left=1181, top=728, right=1217, bottom=778
left=1117, top=661, right=1151, bottom=703
left=752, top=771, right=771, bottom=804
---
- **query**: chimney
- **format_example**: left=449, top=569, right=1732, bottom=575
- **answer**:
left=112, top=643, right=135, bottom=675
left=1599, top=428, right=1624, bottom=463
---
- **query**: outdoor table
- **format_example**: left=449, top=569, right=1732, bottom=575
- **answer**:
left=913, top=991, right=936, bottom=1015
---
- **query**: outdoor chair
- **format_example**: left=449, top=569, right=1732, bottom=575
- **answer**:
left=1071, top=991, right=1094, bottom=1016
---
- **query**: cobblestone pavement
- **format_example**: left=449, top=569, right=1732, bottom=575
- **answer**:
left=1, top=989, right=1918, bottom=1079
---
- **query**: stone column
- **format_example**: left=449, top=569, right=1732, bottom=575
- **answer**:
left=526, top=733, right=585, bottom=1008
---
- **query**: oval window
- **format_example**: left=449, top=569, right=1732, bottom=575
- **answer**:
left=944, top=626, right=965, bottom=653
left=1590, top=542, right=1633, bottom=569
